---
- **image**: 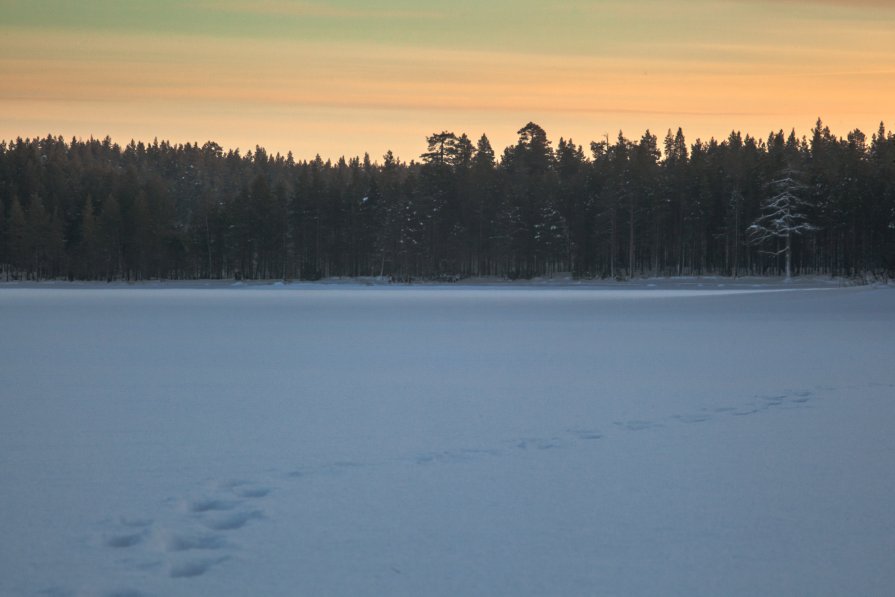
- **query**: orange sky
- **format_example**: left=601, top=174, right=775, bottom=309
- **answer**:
left=2, top=0, right=893, bottom=161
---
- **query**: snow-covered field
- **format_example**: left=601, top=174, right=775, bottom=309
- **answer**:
left=1, top=281, right=894, bottom=596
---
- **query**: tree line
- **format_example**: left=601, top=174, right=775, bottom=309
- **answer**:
left=1, top=119, right=893, bottom=282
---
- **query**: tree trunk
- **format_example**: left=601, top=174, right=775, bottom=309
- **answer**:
left=609, top=206, right=617, bottom=278
left=628, top=200, right=635, bottom=277
left=785, top=232, right=792, bottom=280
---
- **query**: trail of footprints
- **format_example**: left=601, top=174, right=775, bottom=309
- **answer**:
left=98, top=383, right=878, bottom=591
left=100, top=479, right=271, bottom=588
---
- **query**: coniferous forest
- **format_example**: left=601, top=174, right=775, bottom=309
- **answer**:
left=1, top=119, right=893, bottom=282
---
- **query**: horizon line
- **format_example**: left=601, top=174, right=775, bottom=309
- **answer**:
left=4, top=118, right=892, bottom=164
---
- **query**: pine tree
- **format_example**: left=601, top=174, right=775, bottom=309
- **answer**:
left=554, top=137, right=588, bottom=275
left=47, top=209, right=65, bottom=278
left=129, top=190, right=152, bottom=278
left=663, top=128, right=690, bottom=275
left=7, top=196, right=26, bottom=278
left=79, top=195, right=97, bottom=279
left=98, top=193, right=122, bottom=280
left=26, top=194, right=50, bottom=278
left=421, top=132, right=460, bottom=167
left=631, top=130, right=660, bottom=276
left=0, top=124, right=892, bottom=281
left=0, top=199, right=6, bottom=279
left=747, top=169, right=816, bottom=279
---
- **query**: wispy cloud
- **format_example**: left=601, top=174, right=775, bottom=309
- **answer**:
left=2, top=2, right=893, bottom=158
left=4, top=28, right=892, bottom=121
left=726, top=0, right=895, bottom=8
left=198, top=0, right=444, bottom=21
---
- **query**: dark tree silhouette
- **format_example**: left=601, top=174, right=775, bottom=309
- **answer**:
left=0, top=122, right=892, bottom=282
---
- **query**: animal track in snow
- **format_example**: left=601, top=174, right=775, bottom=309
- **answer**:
left=515, top=437, right=565, bottom=450
left=286, top=461, right=377, bottom=480
left=103, top=532, right=145, bottom=549
left=615, top=420, right=663, bottom=431
left=567, top=428, right=603, bottom=440
left=188, top=498, right=239, bottom=513
left=670, top=388, right=820, bottom=423
left=97, top=476, right=272, bottom=586
left=415, top=448, right=502, bottom=465
left=168, top=556, right=229, bottom=578
left=672, top=414, right=711, bottom=424
left=233, top=486, right=271, bottom=498
left=103, top=590, right=148, bottom=597
left=160, top=531, right=227, bottom=552
left=220, top=480, right=273, bottom=499
left=95, top=381, right=867, bottom=588
left=202, top=509, right=262, bottom=531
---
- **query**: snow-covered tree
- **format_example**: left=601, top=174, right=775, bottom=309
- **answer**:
left=747, top=169, right=816, bottom=279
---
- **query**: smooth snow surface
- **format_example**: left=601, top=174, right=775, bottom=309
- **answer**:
left=1, top=283, right=894, bottom=596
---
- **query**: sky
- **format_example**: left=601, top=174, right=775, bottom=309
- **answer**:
left=1, top=0, right=894, bottom=162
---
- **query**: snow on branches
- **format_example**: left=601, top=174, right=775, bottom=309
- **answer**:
left=747, top=169, right=817, bottom=279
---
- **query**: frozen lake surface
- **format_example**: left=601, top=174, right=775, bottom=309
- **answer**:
left=2, top=282, right=894, bottom=596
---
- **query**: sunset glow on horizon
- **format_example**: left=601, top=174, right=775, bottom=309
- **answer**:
left=2, top=0, right=894, bottom=161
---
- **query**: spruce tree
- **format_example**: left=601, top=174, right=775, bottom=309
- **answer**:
left=7, top=196, right=26, bottom=278
left=79, top=195, right=97, bottom=280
